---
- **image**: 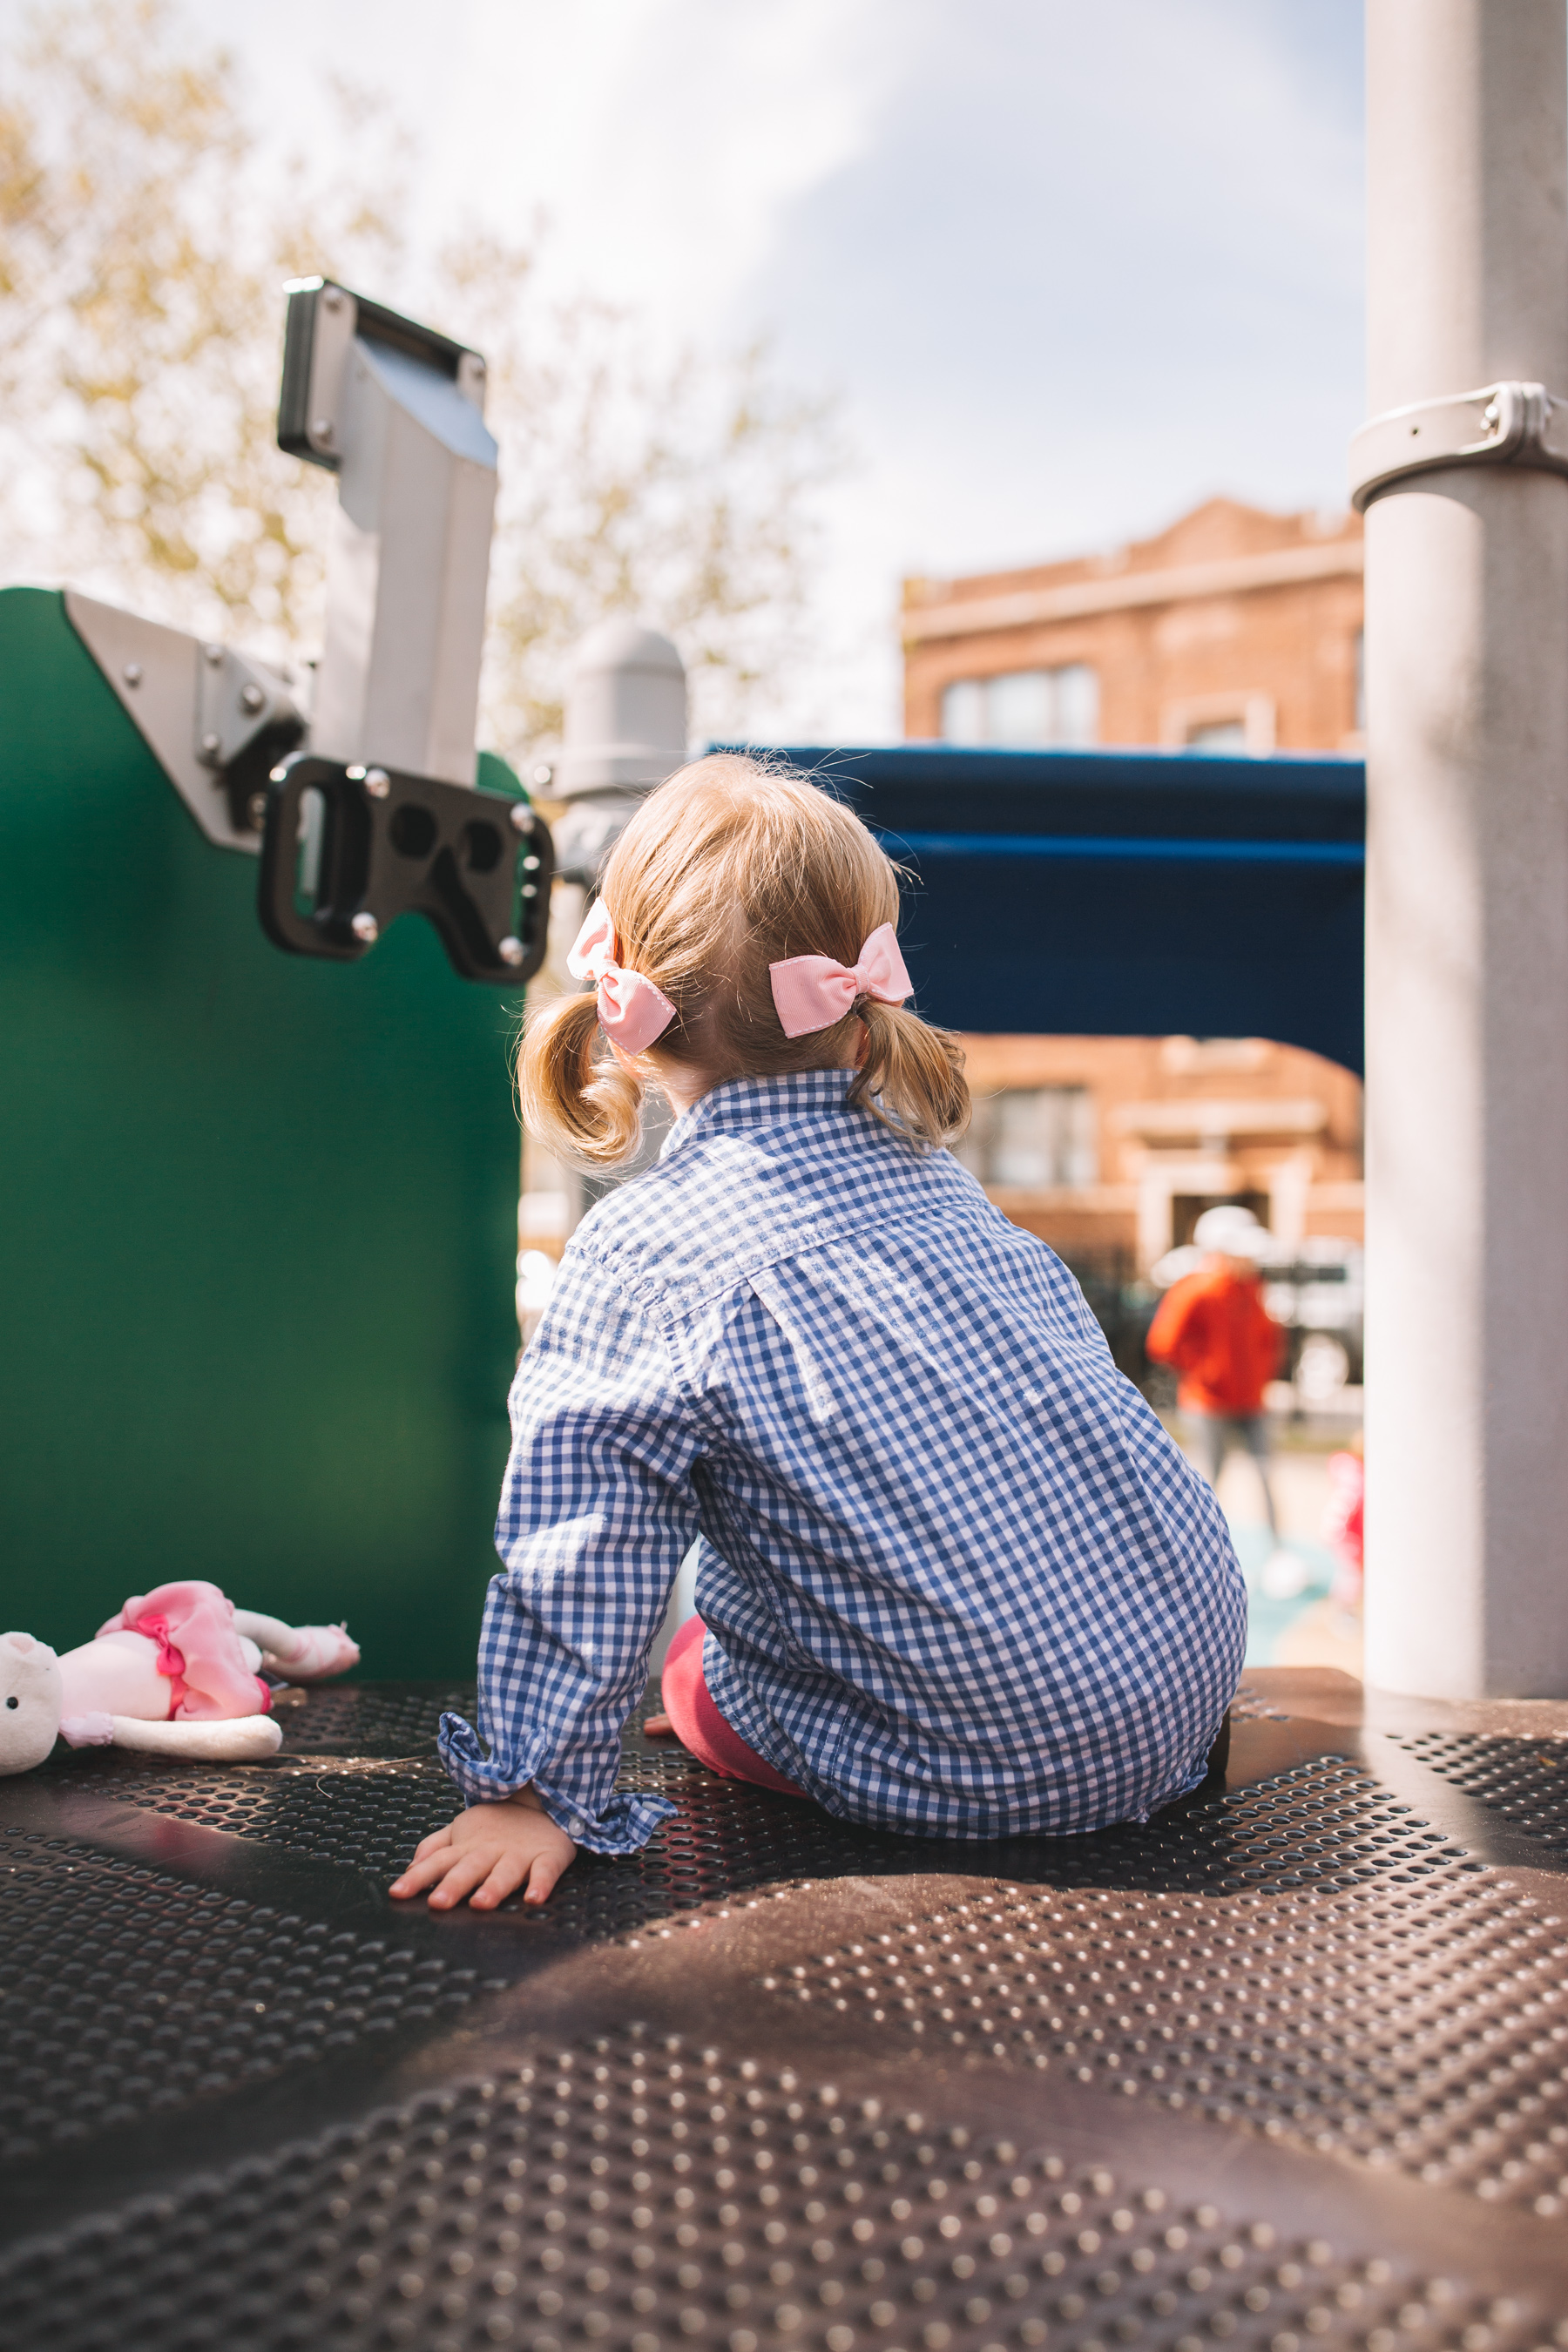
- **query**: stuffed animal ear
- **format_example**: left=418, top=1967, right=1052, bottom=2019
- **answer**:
left=2, top=1630, right=56, bottom=1661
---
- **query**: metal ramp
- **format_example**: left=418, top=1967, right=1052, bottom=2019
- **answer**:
left=4, top=1670, right=1567, bottom=2349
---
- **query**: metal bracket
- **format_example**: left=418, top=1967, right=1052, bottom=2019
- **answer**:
left=64, top=592, right=306, bottom=855
left=278, top=278, right=487, bottom=472
left=1349, top=379, right=1568, bottom=511
left=277, top=278, right=497, bottom=789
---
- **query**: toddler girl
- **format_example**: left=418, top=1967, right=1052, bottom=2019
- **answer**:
left=392, top=755, right=1245, bottom=1910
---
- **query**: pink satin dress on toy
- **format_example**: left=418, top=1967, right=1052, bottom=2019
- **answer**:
left=60, top=1579, right=271, bottom=1735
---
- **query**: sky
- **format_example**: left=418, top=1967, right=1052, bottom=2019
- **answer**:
left=27, top=0, right=1369, bottom=738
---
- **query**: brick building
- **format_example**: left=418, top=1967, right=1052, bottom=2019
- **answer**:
left=902, top=497, right=1366, bottom=1272
left=954, top=1033, right=1365, bottom=1274
left=902, top=495, right=1363, bottom=753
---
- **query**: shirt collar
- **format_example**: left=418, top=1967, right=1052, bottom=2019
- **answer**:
left=660, top=1070, right=858, bottom=1160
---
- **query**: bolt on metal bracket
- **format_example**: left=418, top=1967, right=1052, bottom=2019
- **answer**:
left=195, top=639, right=301, bottom=777
left=1349, top=379, right=1568, bottom=511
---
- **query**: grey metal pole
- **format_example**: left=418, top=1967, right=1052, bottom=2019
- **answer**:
left=1362, top=0, right=1568, bottom=1695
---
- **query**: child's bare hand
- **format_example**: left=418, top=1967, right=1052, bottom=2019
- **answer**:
left=389, top=1791, right=576, bottom=1910
left=642, top=1712, right=675, bottom=1735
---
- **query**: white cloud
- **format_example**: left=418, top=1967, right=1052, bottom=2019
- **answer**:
left=431, top=0, right=898, bottom=326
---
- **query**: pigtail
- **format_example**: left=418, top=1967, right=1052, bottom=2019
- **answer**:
left=849, top=1002, right=970, bottom=1150
left=518, top=989, right=645, bottom=1170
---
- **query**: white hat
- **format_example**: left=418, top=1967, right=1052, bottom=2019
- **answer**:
left=1192, top=1204, right=1267, bottom=1256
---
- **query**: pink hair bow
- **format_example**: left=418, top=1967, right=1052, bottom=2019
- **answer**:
left=566, top=899, right=677, bottom=1055
left=768, top=922, right=912, bottom=1039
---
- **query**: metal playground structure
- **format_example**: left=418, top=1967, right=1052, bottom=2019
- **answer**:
left=3, top=4, right=1568, bottom=2345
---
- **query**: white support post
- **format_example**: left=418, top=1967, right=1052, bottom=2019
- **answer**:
left=516, top=619, right=688, bottom=1328
left=1362, top=0, right=1568, bottom=1695
left=550, top=619, right=689, bottom=884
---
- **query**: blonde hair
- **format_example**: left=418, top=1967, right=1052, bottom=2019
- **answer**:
left=520, top=754, right=970, bottom=1170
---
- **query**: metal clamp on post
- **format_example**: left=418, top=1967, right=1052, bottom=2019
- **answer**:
left=260, top=754, right=552, bottom=982
left=1349, top=378, right=1568, bottom=510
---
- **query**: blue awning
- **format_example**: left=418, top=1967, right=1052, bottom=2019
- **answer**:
left=724, top=745, right=1367, bottom=1074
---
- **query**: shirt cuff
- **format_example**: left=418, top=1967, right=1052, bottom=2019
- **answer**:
left=436, top=1710, right=677, bottom=1856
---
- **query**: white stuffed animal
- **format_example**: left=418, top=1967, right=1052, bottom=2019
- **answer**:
left=0, top=1578, right=359, bottom=1774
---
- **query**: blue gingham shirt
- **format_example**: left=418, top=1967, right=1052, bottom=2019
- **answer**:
left=440, top=1071, right=1246, bottom=1852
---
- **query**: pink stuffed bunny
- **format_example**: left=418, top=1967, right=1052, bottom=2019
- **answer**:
left=0, top=1578, right=359, bottom=1774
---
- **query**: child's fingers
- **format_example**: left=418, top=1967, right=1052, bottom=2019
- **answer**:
left=523, top=1845, right=572, bottom=1905
left=642, top=1712, right=674, bottom=1735
left=425, top=1848, right=503, bottom=1910
left=389, top=1819, right=463, bottom=1893
left=388, top=1851, right=449, bottom=1896
left=388, top=1840, right=466, bottom=1898
left=468, top=1848, right=533, bottom=1911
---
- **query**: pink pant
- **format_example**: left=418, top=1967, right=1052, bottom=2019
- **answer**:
left=659, top=1616, right=806, bottom=1796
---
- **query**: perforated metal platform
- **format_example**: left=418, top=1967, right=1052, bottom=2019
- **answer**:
left=1390, top=1733, right=1568, bottom=1862
left=4, top=1669, right=1568, bottom=2349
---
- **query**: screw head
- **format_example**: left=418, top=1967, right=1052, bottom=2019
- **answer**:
left=240, top=681, right=266, bottom=713
left=200, top=731, right=222, bottom=757
left=531, top=764, right=554, bottom=788
left=247, top=792, right=268, bottom=828
left=364, top=767, right=391, bottom=799
left=498, top=936, right=526, bottom=968
left=123, top=661, right=143, bottom=686
left=510, top=801, right=535, bottom=834
left=312, top=417, right=334, bottom=442
left=269, top=764, right=290, bottom=783
left=322, top=287, right=344, bottom=313
left=351, top=910, right=380, bottom=945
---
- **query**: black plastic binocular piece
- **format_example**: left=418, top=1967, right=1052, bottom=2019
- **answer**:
left=259, top=754, right=552, bottom=983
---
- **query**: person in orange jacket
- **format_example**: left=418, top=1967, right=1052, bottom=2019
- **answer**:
left=1146, top=1205, right=1287, bottom=1542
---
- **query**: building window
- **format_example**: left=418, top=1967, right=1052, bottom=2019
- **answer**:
left=940, top=665, right=1098, bottom=749
left=958, top=1085, right=1098, bottom=1189
left=1160, top=693, right=1275, bottom=754
left=1160, top=1036, right=1271, bottom=1075
left=1186, top=719, right=1247, bottom=754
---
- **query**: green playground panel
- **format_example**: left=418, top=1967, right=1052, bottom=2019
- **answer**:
left=0, top=587, right=523, bottom=1679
